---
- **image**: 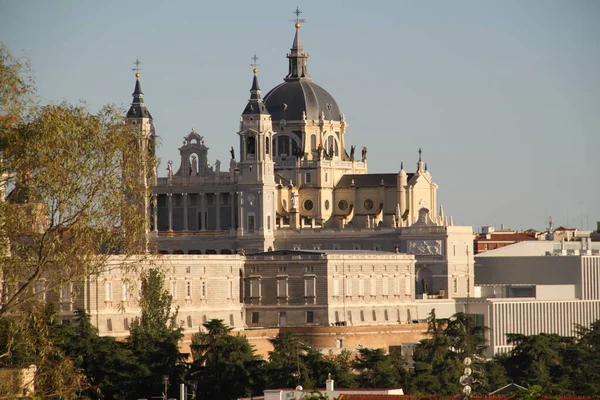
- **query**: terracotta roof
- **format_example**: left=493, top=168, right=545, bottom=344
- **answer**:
left=476, top=233, right=537, bottom=242
left=554, top=226, right=577, bottom=231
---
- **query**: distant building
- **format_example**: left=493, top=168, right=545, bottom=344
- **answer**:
left=474, top=227, right=539, bottom=254
left=416, top=240, right=600, bottom=357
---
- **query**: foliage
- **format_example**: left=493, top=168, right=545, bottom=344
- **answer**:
left=127, top=268, right=185, bottom=399
left=265, top=332, right=314, bottom=389
left=190, top=319, right=264, bottom=400
left=1, top=40, right=152, bottom=399
left=353, top=347, right=409, bottom=389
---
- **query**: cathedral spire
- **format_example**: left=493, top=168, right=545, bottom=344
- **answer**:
left=126, top=60, right=152, bottom=119
left=285, top=7, right=310, bottom=82
left=242, top=57, right=269, bottom=115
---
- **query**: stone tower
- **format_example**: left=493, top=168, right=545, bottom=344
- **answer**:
left=236, top=68, right=277, bottom=252
left=125, top=72, right=156, bottom=251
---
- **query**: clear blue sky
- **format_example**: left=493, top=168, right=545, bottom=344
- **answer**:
left=1, top=0, right=598, bottom=231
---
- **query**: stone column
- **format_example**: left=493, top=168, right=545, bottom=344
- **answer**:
left=215, top=192, right=221, bottom=230
left=182, top=193, right=188, bottom=231
left=152, top=194, right=158, bottom=232
left=167, top=193, right=173, bottom=232
left=200, top=193, right=206, bottom=230
left=238, top=191, right=244, bottom=235
left=230, top=192, right=235, bottom=231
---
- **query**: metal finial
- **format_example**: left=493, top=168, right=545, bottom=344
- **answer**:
left=250, top=54, right=260, bottom=73
left=418, top=148, right=422, bottom=162
left=292, top=6, right=306, bottom=27
left=132, top=58, right=143, bottom=77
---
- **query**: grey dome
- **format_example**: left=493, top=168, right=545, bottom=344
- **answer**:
left=264, top=80, right=341, bottom=122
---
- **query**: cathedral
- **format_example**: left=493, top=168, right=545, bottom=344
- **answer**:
left=126, top=14, right=475, bottom=300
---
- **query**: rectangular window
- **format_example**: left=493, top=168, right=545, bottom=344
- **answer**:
left=305, top=278, right=315, bottom=297
left=325, top=173, right=328, bottom=183
left=293, top=244, right=302, bottom=250
left=251, top=278, right=260, bottom=297
left=61, top=284, right=71, bottom=302
left=106, top=318, right=113, bottom=332
left=267, top=215, right=271, bottom=230
left=186, top=281, right=192, bottom=298
left=122, top=282, right=129, bottom=301
left=186, top=266, right=191, bottom=273
left=347, top=311, right=352, bottom=323
left=335, top=311, right=339, bottom=322
left=353, top=244, right=361, bottom=250
left=229, top=314, right=235, bottom=326
left=333, top=279, right=340, bottom=296
left=105, top=282, right=112, bottom=301
left=124, top=318, right=129, bottom=330
left=278, top=312, right=287, bottom=327
left=374, top=244, right=382, bottom=251
left=384, top=309, right=389, bottom=321
left=251, top=312, right=259, bottom=324
left=346, top=278, right=352, bottom=296
left=370, top=278, right=376, bottom=296
left=278, top=278, right=288, bottom=297
left=306, top=173, right=312, bottom=183
left=201, top=281, right=207, bottom=298
left=453, top=278, right=458, bottom=293
left=382, top=278, right=389, bottom=296
left=405, top=276, right=411, bottom=295
left=171, top=281, right=177, bottom=299
left=34, top=281, right=46, bottom=301
left=187, top=315, right=193, bottom=328
left=306, top=311, right=314, bottom=324
left=360, top=310, right=365, bottom=322
left=228, top=280, right=234, bottom=298
left=372, top=310, right=377, bottom=321
left=248, top=215, right=255, bottom=233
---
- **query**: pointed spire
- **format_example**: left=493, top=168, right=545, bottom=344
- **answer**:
left=401, top=161, right=404, bottom=170
left=285, top=7, right=310, bottom=81
left=416, top=148, right=424, bottom=173
left=126, top=61, right=152, bottom=119
left=439, top=205, right=445, bottom=219
left=242, top=56, right=269, bottom=115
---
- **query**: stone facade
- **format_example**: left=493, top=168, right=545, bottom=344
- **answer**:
left=243, top=250, right=417, bottom=328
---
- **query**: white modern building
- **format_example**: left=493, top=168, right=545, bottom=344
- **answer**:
left=415, top=240, right=600, bottom=356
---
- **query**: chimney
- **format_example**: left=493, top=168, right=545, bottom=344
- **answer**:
left=326, top=373, right=335, bottom=394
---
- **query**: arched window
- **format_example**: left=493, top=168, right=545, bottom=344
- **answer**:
left=265, top=137, right=270, bottom=154
left=310, top=134, right=316, bottom=151
left=246, top=136, right=256, bottom=156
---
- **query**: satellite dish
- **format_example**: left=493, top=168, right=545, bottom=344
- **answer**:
left=463, top=356, right=472, bottom=366
left=460, top=375, right=473, bottom=386
left=463, top=385, right=472, bottom=395
left=464, top=367, right=472, bottom=375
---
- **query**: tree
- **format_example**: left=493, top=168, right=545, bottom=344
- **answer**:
left=1, top=42, right=152, bottom=398
left=127, top=268, right=185, bottom=399
left=190, top=319, right=264, bottom=400
left=352, top=347, right=409, bottom=389
left=265, top=332, right=314, bottom=389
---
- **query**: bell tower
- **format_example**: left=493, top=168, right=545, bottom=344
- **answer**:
left=236, top=64, right=277, bottom=252
left=125, top=60, right=156, bottom=252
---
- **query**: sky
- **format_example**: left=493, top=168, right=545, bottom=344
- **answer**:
left=1, top=0, right=599, bottom=231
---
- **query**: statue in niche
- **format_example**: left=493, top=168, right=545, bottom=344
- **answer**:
left=166, top=160, right=173, bottom=179
left=421, top=278, right=428, bottom=294
left=329, top=144, right=334, bottom=159
left=190, top=154, right=198, bottom=176
left=302, top=111, right=306, bottom=121
left=214, top=159, right=221, bottom=174
left=247, top=137, right=256, bottom=155
left=230, top=146, right=235, bottom=160
left=361, top=146, right=368, bottom=162
left=350, top=145, right=356, bottom=161
left=291, top=192, right=299, bottom=210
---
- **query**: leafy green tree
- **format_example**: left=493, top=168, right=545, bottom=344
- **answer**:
left=265, top=332, right=314, bottom=390
left=568, top=320, right=600, bottom=395
left=127, top=268, right=185, bottom=399
left=51, top=309, right=146, bottom=399
left=352, top=347, right=409, bottom=389
left=1, top=42, right=152, bottom=398
left=190, top=319, right=264, bottom=400
left=324, top=349, right=357, bottom=388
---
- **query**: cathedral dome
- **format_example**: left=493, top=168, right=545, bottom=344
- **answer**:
left=264, top=80, right=341, bottom=122
left=264, top=19, right=341, bottom=122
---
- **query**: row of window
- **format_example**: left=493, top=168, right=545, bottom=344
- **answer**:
left=106, top=313, right=236, bottom=332
left=103, top=279, right=235, bottom=302
left=333, top=277, right=411, bottom=297
left=249, top=308, right=411, bottom=326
